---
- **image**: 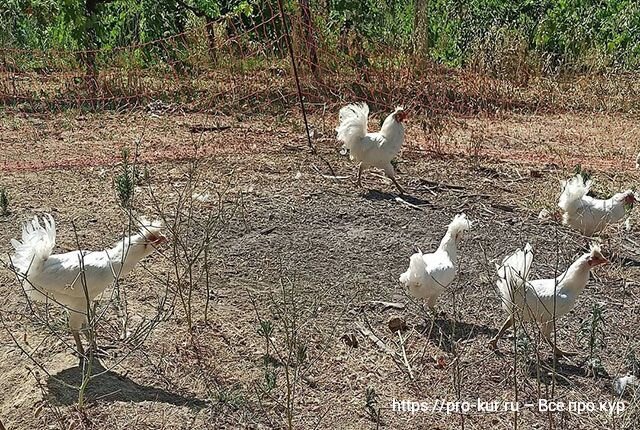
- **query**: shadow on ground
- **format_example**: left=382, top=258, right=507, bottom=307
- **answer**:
left=417, top=317, right=498, bottom=353
left=46, top=359, right=208, bottom=408
left=363, top=189, right=432, bottom=206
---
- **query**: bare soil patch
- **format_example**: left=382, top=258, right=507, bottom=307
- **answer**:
left=0, top=110, right=639, bottom=429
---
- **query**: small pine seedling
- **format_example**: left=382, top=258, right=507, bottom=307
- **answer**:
left=262, top=354, right=278, bottom=391
left=143, top=164, right=150, bottom=183
left=578, top=302, right=607, bottom=378
left=573, top=164, right=592, bottom=182
left=0, top=188, right=8, bottom=215
left=257, top=319, right=274, bottom=357
left=115, top=147, right=134, bottom=208
left=364, top=387, right=381, bottom=425
left=296, top=342, right=307, bottom=367
left=515, top=331, right=532, bottom=361
left=625, top=350, right=640, bottom=376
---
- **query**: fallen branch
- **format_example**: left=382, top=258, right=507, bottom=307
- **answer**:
left=397, top=331, right=414, bottom=380
left=355, top=322, right=395, bottom=356
left=490, top=203, right=516, bottom=212
left=624, top=237, right=640, bottom=249
left=311, top=164, right=350, bottom=180
left=370, top=301, right=405, bottom=310
left=419, top=178, right=465, bottom=190
left=188, top=125, right=231, bottom=133
left=259, top=226, right=277, bottom=235
left=395, top=197, right=424, bottom=211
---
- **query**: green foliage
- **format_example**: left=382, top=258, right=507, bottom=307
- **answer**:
left=625, top=350, right=640, bottom=375
left=326, top=0, right=413, bottom=47
left=578, top=302, right=607, bottom=378
left=2, top=0, right=640, bottom=73
left=261, top=354, right=278, bottom=391
left=364, top=387, right=381, bottom=425
left=324, top=0, right=640, bottom=70
left=115, top=147, right=135, bottom=208
left=0, top=0, right=59, bottom=49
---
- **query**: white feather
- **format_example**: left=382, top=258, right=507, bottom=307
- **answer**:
left=336, top=103, right=405, bottom=180
left=496, top=243, right=604, bottom=329
left=614, top=375, right=638, bottom=396
left=495, top=243, right=534, bottom=314
left=336, top=103, right=369, bottom=153
left=558, top=174, right=634, bottom=236
left=399, top=213, right=471, bottom=307
left=10, top=214, right=56, bottom=278
left=558, top=174, right=592, bottom=214
left=10, top=214, right=165, bottom=334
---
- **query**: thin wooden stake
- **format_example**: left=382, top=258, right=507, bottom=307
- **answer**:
left=276, top=0, right=336, bottom=177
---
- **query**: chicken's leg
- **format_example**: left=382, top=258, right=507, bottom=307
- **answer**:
left=81, top=329, right=115, bottom=358
left=541, top=323, right=577, bottom=358
left=356, top=163, right=364, bottom=187
left=488, top=316, right=513, bottom=350
left=427, top=296, right=448, bottom=319
left=83, top=330, right=98, bottom=351
left=427, top=296, right=437, bottom=311
left=69, top=311, right=87, bottom=358
left=383, top=163, right=405, bottom=195
left=72, top=330, right=85, bottom=357
left=391, top=177, right=406, bottom=195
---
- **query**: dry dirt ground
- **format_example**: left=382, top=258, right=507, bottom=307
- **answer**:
left=1, top=108, right=640, bottom=429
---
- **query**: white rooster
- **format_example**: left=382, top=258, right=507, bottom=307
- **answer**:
left=10, top=214, right=167, bottom=356
left=488, top=243, right=607, bottom=357
left=399, top=214, right=471, bottom=309
left=336, top=102, right=407, bottom=194
left=558, top=174, right=636, bottom=236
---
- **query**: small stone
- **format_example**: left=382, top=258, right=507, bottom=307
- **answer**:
left=434, top=354, right=447, bottom=369
left=538, top=208, right=550, bottom=220
left=387, top=316, right=407, bottom=332
left=341, top=333, right=358, bottom=348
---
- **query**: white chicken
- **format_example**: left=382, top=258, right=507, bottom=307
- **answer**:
left=558, top=174, right=636, bottom=236
left=10, top=214, right=167, bottom=356
left=399, top=214, right=471, bottom=309
left=336, top=102, right=407, bottom=194
left=488, top=243, right=607, bottom=357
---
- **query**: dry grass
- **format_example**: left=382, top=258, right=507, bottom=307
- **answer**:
left=0, top=107, right=640, bottom=429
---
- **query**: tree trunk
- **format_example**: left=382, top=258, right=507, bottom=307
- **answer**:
left=298, top=0, right=319, bottom=78
left=413, top=0, right=429, bottom=60
left=205, top=16, right=217, bottom=64
left=84, top=0, right=99, bottom=97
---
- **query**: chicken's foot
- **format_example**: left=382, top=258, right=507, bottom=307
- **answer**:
left=488, top=316, right=513, bottom=350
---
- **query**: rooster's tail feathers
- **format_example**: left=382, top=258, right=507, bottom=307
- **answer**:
left=10, top=214, right=56, bottom=275
left=336, top=102, right=369, bottom=150
left=496, top=243, right=533, bottom=308
left=559, top=174, right=591, bottom=213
